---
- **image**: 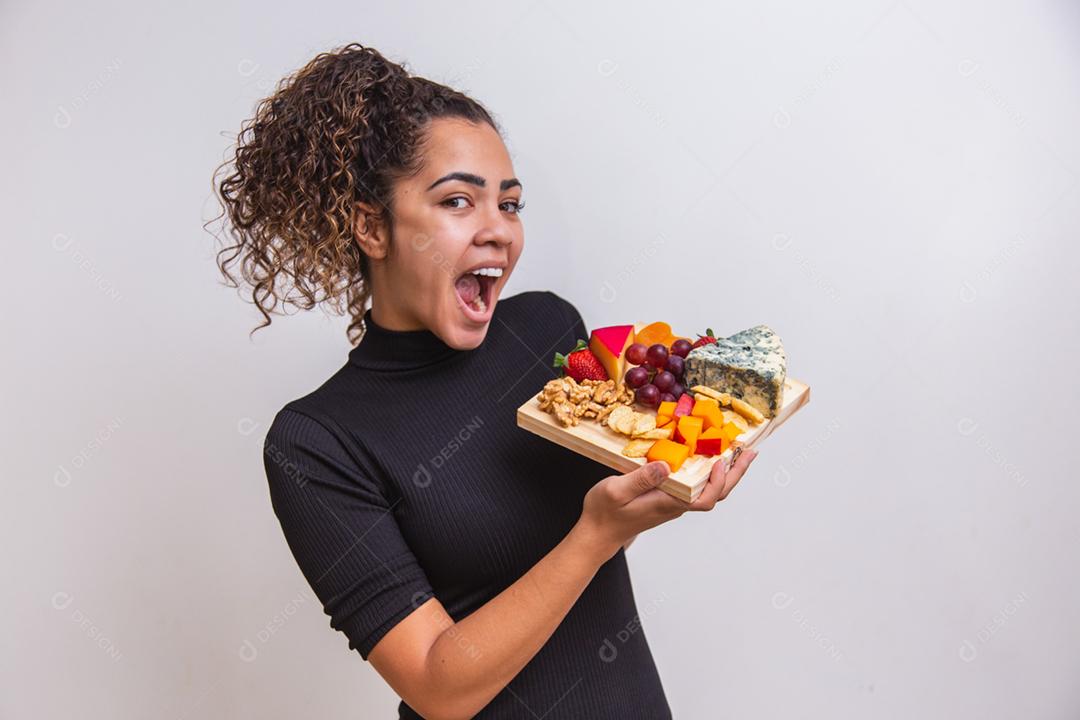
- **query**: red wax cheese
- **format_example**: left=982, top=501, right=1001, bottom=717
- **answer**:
left=588, top=325, right=635, bottom=382
left=672, top=393, right=694, bottom=418
left=695, top=427, right=729, bottom=456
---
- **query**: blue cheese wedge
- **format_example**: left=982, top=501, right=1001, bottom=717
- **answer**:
left=683, top=325, right=787, bottom=419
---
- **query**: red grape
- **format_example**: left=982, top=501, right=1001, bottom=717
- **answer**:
left=645, top=344, right=669, bottom=369
left=635, top=383, right=660, bottom=408
left=653, top=370, right=675, bottom=392
left=665, top=355, right=684, bottom=378
left=671, top=339, right=693, bottom=358
left=660, top=392, right=677, bottom=403
left=625, top=343, right=647, bottom=365
left=624, top=366, right=649, bottom=389
left=670, top=382, right=685, bottom=399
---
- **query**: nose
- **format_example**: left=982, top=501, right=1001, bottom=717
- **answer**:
left=473, top=202, right=516, bottom=247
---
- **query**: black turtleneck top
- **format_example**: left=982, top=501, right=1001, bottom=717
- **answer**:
left=262, top=290, right=671, bottom=719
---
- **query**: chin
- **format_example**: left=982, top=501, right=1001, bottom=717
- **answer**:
left=442, top=322, right=491, bottom=351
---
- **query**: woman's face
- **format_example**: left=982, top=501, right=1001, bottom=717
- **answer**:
left=363, top=117, right=525, bottom=350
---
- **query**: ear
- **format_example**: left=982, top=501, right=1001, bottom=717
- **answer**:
left=353, top=201, right=390, bottom=260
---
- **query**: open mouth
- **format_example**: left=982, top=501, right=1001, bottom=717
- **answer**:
left=454, top=266, right=502, bottom=320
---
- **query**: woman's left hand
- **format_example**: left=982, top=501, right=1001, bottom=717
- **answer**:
left=686, top=448, right=758, bottom=512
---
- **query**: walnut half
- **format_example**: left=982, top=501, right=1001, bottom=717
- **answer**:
left=537, top=376, right=635, bottom=427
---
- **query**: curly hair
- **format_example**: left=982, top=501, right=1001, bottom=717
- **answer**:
left=209, top=42, right=500, bottom=343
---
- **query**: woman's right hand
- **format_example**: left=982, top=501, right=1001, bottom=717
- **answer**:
left=575, top=449, right=759, bottom=562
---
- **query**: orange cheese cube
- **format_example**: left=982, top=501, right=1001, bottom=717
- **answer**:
left=658, top=401, right=677, bottom=418
left=690, top=397, right=719, bottom=417
left=674, top=415, right=703, bottom=455
left=719, top=421, right=743, bottom=442
left=646, top=439, right=691, bottom=472
left=700, top=406, right=725, bottom=432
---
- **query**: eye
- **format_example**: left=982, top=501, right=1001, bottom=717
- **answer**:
left=441, top=196, right=470, bottom=210
left=501, top=199, right=526, bottom=214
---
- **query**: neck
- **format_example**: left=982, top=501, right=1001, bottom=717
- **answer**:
left=370, top=297, right=425, bottom=333
left=349, top=306, right=464, bottom=371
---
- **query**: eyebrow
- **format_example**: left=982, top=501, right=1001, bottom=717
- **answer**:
left=426, top=171, right=522, bottom=192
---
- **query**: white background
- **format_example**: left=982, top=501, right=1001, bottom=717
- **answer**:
left=5, top=0, right=1079, bottom=717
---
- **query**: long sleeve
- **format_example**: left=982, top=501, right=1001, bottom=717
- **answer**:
left=263, top=407, right=434, bottom=659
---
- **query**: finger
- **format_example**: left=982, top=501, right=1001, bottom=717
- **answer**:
left=609, top=461, right=671, bottom=505
left=720, top=448, right=758, bottom=500
left=628, top=485, right=691, bottom=517
left=687, top=457, right=728, bottom=511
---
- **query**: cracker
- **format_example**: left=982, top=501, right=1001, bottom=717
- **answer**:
left=691, top=385, right=732, bottom=405
left=630, top=413, right=657, bottom=437
left=621, top=439, right=654, bottom=458
left=637, top=427, right=673, bottom=440
left=721, top=409, right=750, bottom=432
left=730, top=396, right=765, bottom=425
left=607, top=405, right=632, bottom=433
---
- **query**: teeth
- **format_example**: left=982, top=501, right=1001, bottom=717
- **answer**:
left=469, top=267, right=503, bottom=278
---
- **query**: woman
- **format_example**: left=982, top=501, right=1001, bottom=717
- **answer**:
left=214, top=42, right=758, bottom=720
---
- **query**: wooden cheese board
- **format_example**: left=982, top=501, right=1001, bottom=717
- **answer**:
left=516, top=325, right=811, bottom=503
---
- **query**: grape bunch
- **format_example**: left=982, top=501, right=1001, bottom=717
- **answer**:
left=623, top=338, right=694, bottom=408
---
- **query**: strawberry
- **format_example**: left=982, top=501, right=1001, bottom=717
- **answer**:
left=691, top=328, right=718, bottom=349
left=553, top=339, right=608, bottom=382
